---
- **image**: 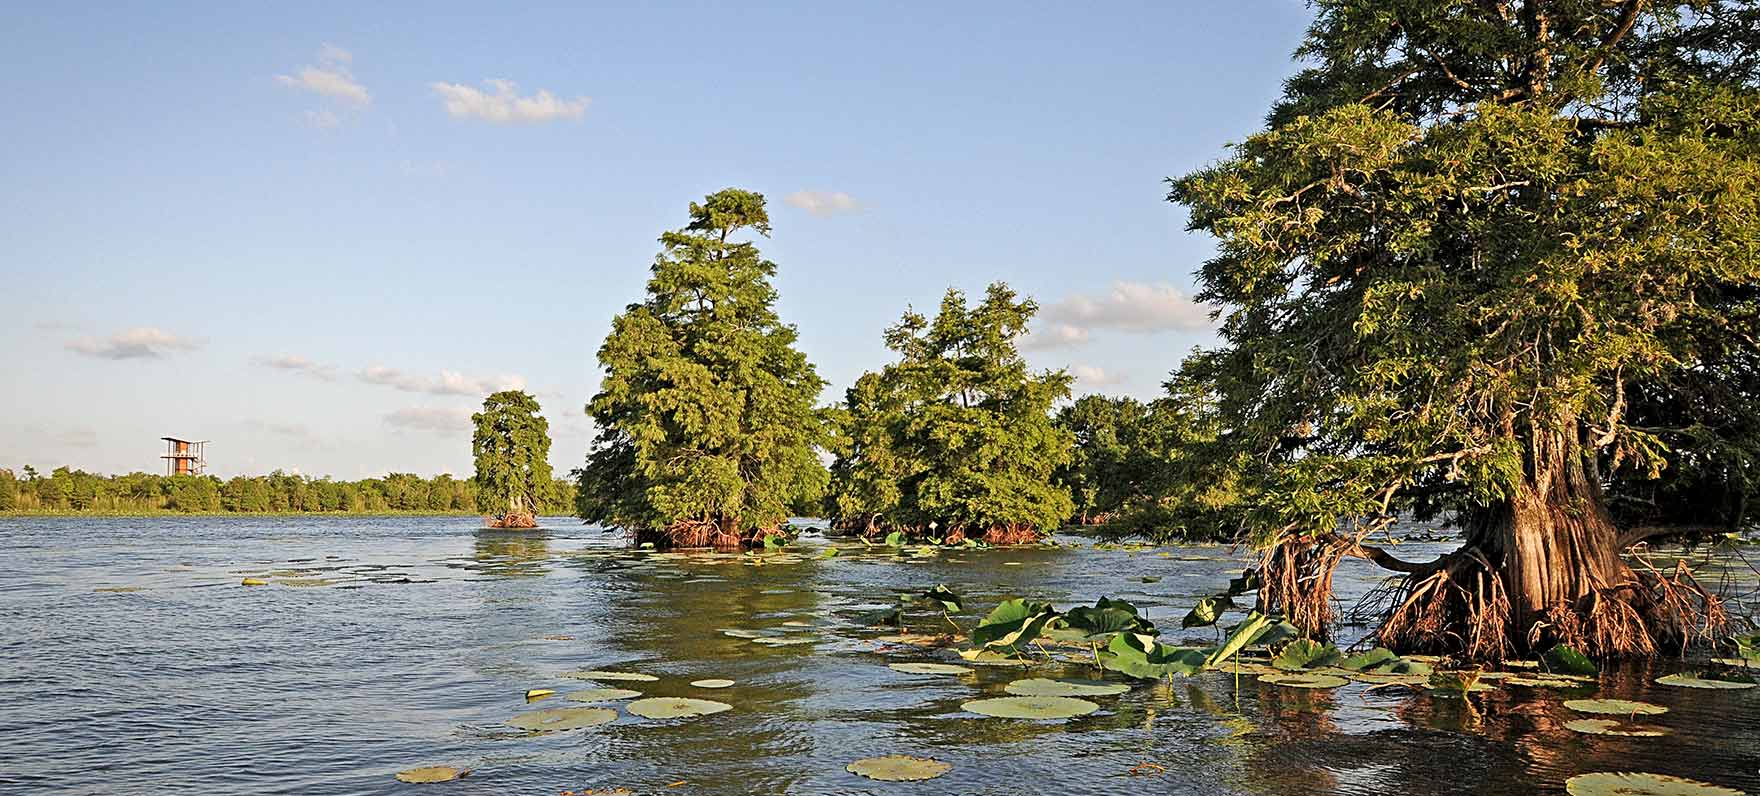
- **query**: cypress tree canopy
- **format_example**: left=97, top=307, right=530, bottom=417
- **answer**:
left=472, top=390, right=554, bottom=520
left=826, top=283, right=1074, bottom=543
left=577, top=189, right=827, bottom=547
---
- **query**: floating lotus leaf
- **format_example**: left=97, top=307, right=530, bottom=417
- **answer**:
left=753, top=636, right=817, bottom=646
left=1564, top=772, right=1744, bottom=796
left=1272, top=639, right=1344, bottom=671
left=395, top=766, right=468, bottom=783
left=1350, top=672, right=1430, bottom=686
left=1655, top=673, right=1756, bottom=690
left=874, top=633, right=950, bottom=647
left=957, top=649, right=1037, bottom=667
left=1506, top=676, right=1591, bottom=688
left=690, top=679, right=735, bottom=688
left=1565, top=718, right=1672, bottom=737
left=1257, top=672, right=1349, bottom=689
left=506, top=706, right=617, bottom=732
left=524, top=689, right=556, bottom=701
left=961, top=695, right=1100, bottom=719
left=565, top=688, right=643, bottom=702
left=888, top=662, right=973, bottom=676
left=720, top=629, right=771, bottom=639
left=781, top=620, right=813, bottom=628
left=626, top=697, right=732, bottom=719
left=241, top=578, right=269, bottom=586
left=1564, top=699, right=1669, bottom=716
left=563, top=670, right=658, bottom=682
left=846, top=755, right=952, bottom=782
left=1712, top=657, right=1755, bottom=668
left=1339, top=647, right=1399, bottom=672
left=1004, top=678, right=1130, bottom=697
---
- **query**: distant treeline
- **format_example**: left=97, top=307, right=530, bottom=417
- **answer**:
left=0, top=466, right=577, bottom=515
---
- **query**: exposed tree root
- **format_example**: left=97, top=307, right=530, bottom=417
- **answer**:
left=1273, top=533, right=1729, bottom=661
left=484, top=510, right=538, bottom=529
left=982, top=523, right=1044, bottom=545
left=634, top=519, right=742, bottom=550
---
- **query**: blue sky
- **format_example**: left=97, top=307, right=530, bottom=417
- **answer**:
left=0, top=2, right=1314, bottom=478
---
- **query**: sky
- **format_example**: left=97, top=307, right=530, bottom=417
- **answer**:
left=0, top=2, right=1315, bottom=479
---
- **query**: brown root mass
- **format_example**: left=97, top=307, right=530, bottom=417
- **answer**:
left=485, top=511, right=538, bottom=529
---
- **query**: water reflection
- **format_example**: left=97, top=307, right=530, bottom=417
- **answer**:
left=0, top=516, right=1753, bottom=796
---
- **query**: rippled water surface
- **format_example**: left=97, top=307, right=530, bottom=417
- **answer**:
left=1, top=516, right=1755, bottom=796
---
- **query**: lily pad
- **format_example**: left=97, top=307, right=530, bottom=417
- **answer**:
left=1506, top=676, right=1591, bottom=688
left=846, top=755, right=952, bottom=782
left=690, top=679, right=735, bottom=689
left=524, top=689, right=556, bottom=701
left=888, top=662, right=973, bottom=676
left=241, top=577, right=269, bottom=586
left=626, top=697, right=732, bottom=719
left=1565, top=718, right=1672, bottom=737
left=720, top=629, right=772, bottom=639
left=962, top=695, right=1100, bottom=719
left=562, top=670, right=658, bottom=682
left=506, top=706, right=618, bottom=732
left=565, top=688, right=643, bottom=702
left=1564, top=772, right=1744, bottom=796
left=1004, top=678, right=1130, bottom=697
left=956, top=649, right=1038, bottom=667
left=395, top=766, right=469, bottom=783
left=1258, top=672, right=1349, bottom=689
left=1564, top=699, right=1669, bottom=716
left=753, top=636, right=818, bottom=647
left=1655, top=673, right=1756, bottom=690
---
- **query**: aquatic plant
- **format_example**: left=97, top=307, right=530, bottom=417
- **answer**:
left=846, top=755, right=952, bottom=782
left=961, top=695, right=1099, bottom=719
left=394, top=766, right=468, bottom=783
left=1102, top=633, right=1207, bottom=680
left=506, top=706, right=617, bottom=732
left=970, top=598, right=1060, bottom=653
left=1564, top=772, right=1744, bottom=796
left=626, top=697, right=732, bottom=719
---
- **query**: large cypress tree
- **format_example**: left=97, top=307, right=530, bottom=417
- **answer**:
left=472, top=390, right=554, bottom=528
left=1170, top=1, right=1760, bottom=658
left=825, top=283, right=1074, bottom=543
left=578, top=189, right=827, bottom=548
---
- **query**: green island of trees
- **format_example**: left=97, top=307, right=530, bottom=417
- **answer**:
left=472, top=390, right=555, bottom=528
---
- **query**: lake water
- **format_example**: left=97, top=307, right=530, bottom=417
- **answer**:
left=1, top=516, right=1755, bottom=795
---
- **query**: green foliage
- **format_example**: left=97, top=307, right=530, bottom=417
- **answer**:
left=472, top=390, right=554, bottom=517
left=1204, top=611, right=1299, bottom=668
left=0, top=466, right=576, bottom=515
left=1272, top=639, right=1344, bottom=671
left=577, top=189, right=828, bottom=542
left=970, top=598, right=1060, bottom=651
left=1543, top=644, right=1600, bottom=676
left=1181, top=595, right=1233, bottom=629
left=1101, top=632, right=1207, bottom=680
left=825, top=283, right=1074, bottom=541
left=1162, top=1, right=1760, bottom=550
left=0, top=469, right=15, bottom=511
left=1063, top=597, right=1156, bottom=639
left=1338, top=647, right=1399, bottom=672
left=917, top=585, right=964, bottom=613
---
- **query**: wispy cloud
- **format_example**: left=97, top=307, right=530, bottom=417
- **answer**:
left=1024, top=281, right=1214, bottom=350
left=784, top=190, right=861, bottom=217
left=1069, top=364, right=1126, bottom=388
left=276, top=44, right=370, bottom=105
left=66, top=327, right=203, bottom=360
left=384, top=406, right=475, bottom=433
left=430, top=79, right=588, bottom=124
left=255, top=354, right=338, bottom=381
left=359, top=365, right=526, bottom=397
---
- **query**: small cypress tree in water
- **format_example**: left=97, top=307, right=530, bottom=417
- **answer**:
left=578, top=189, right=828, bottom=548
left=825, top=283, right=1074, bottom=543
left=472, top=390, right=554, bottom=528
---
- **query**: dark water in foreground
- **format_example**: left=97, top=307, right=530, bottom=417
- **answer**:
left=1, top=516, right=1756, bottom=796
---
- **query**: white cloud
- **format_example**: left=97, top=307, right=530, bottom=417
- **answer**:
left=359, top=365, right=526, bottom=397
left=430, top=79, right=589, bottom=124
left=784, top=190, right=861, bottom=217
left=276, top=45, right=370, bottom=106
left=255, top=354, right=338, bottom=381
left=1026, top=281, right=1214, bottom=349
left=1020, top=322, right=1090, bottom=351
left=66, top=327, right=203, bottom=360
left=384, top=406, right=475, bottom=433
left=1069, top=364, right=1126, bottom=388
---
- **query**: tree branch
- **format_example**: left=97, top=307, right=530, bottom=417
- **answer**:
left=1586, top=0, right=1645, bottom=75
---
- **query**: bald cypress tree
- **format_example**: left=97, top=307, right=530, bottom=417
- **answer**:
left=1170, top=1, right=1760, bottom=658
left=472, top=390, right=553, bottom=528
left=578, top=189, right=828, bottom=547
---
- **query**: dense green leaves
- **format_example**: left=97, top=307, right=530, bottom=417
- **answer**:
left=1161, top=0, right=1760, bottom=557
left=0, top=466, right=573, bottom=515
left=577, top=189, right=828, bottom=545
left=825, top=284, right=1074, bottom=541
left=971, top=598, right=1059, bottom=651
left=472, top=391, right=554, bottom=517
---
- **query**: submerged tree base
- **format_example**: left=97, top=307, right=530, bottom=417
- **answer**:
left=1258, top=531, right=1729, bottom=662
left=485, top=511, right=539, bottom=529
left=632, top=520, right=785, bottom=550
